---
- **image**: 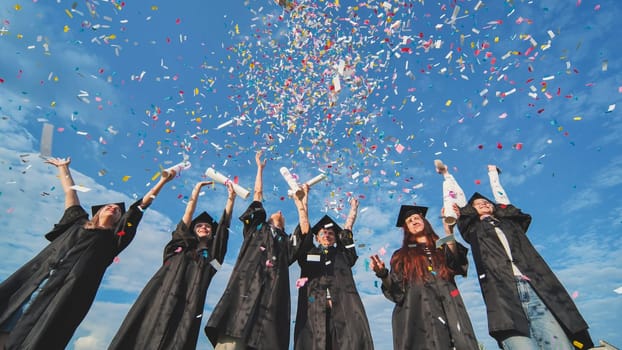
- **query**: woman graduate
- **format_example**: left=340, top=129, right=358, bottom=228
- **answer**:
left=205, top=150, right=310, bottom=350
left=370, top=205, right=479, bottom=350
left=437, top=161, right=594, bottom=350
left=108, top=180, right=237, bottom=350
left=0, top=156, right=176, bottom=350
left=294, top=197, right=374, bottom=350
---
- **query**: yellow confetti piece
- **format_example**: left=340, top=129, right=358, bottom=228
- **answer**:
left=494, top=36, right=499, bottom=43
left=235, top=24, right=239, bottom=35
left=14, top=4, right=22, bottom=10
left=64, top=9, right=73, bottom=18
left=63, top=25, right=70, bottom=33
left=150, top=171, right=160, bottom=181
left=445, top=99, right=452, bottom=107
left=151, top=6, right=158, bottom=10
left=50, top=101, right=56, bottom=107
left=106, top=34, right=117, bottom=40
left=17, top=34, right=23, bottom=39
left=122, top=175, right=131, bottom=182
left=193, top=87, right=199, bottom=96
left=572, top=340, right=583, bottom=349
left=573, top=116, right=582, bottom=121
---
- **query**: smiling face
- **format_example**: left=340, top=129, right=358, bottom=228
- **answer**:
left=98, top=204, right=122, bottom=222
left=194, top=222, right=212, bottom=238
left=316, top=228, right=336, bottom=247
left=472, top=198, right=494, bottom=216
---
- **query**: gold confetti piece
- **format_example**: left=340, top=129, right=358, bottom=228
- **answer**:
left=122, top=175, right=131, bottom=182
left=64, top=9, right=73, bottom=18
left=151, top=172, right=161, bottom=181
left=14, top=4, right=22, bottom=10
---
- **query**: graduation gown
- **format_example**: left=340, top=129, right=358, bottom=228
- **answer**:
left=108, top=209, right=232, bottom=350
left=381, top=243, right=479, bottom=350
left=294, top=229, right=373, bottom=350
left=205, top=201, right=305, bottom=350
left=457, top=203, right=593, bottom=348
left=0, top=200, right=145, bottom=350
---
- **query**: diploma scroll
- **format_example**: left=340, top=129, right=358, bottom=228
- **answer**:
left=281, top=169, right=327, bottom=197
left=205, top=167, right=250, bottom=199
left=162, top=160, right=191, bottom=177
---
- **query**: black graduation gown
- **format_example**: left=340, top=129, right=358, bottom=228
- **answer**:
left=0, top=200, right=145, bottom=350
left=381, top=243, right=479, bottom=350
left=457, top=203, right=594, bottom=348
left=205, top=201, right=305, bottom=350
left=294, top=229, right=374, bottom=350
left=108, top=209, right=232, bottom=350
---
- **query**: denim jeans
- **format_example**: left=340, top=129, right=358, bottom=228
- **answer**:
left=502, top=277, right=574, bottom=350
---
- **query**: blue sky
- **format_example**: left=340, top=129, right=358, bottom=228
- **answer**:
left=1, top=0, right=620, bottom=349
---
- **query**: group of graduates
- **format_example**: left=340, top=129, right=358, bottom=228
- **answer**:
left=0, top=152, right=595, bottom=350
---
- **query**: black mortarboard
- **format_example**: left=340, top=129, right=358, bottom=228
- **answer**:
left=467, top=192, right=494, bottom=206
left=312, top=215, right=342, bottom=235
left=395, top=205, right=428, bottom=227
left=191, top=211, right=218, bottom=233
left=91, top=202, right=126, bottom=217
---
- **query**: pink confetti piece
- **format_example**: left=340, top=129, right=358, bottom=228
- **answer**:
left=296, top=277, right=309, bottom=288
left=378, top=247, right=387, bottom=256
left=113, top=256, right=120, bottom=263
left=572, top=291, right=579, bottom=299
left=174, top=247, right=183, bottom=253
left=265, top=259, right=274, bottom=268
left=395, top=143, right=405, bottom=154
left=450, top=289, right=460, bottom=297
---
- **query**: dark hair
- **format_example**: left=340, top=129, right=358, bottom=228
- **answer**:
left=390, top=217, right=453, bottom=283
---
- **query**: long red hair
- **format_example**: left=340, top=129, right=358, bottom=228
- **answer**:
left=390, top=218, right=453, bottom=283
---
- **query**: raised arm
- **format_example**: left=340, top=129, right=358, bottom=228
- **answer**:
left=139, top=168, right=176, bottom=210
left=344, top=197, right=359, bottom=231
left=488, top=165, right=510, bottom=205
left=182, top=181, right=214, bottom=227
left=293, top=183, right=310, bottom=235
left=253, top=150, right=266, bottom=202
left=45, top=157, right=79, bottom=209
left=441, top=205, right=459, bottom=254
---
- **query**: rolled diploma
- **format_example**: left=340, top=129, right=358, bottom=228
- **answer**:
left=287, top=173, right=327, bottom=197
left=163, top=161, right=191, bottom=177
left=280, top=167, right=300, bottom=192
left=205, top=167, right=250, bottom=199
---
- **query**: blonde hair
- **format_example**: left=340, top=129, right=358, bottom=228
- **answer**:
left=84, top=205, right=121, bottom=230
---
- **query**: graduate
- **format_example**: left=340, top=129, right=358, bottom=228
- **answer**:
left=437, top=161, right=594, bottom=350
left=370, top=205, right=479, bottom=350
left=205, top=150, right=310, bottom=350
left=294, top=197, right=374, bottom=350
left=108, top=180, right=236, bottom=350
left=0, top=156, right=175, bottom=350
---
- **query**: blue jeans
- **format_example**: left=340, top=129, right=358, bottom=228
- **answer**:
left=502, top=278, right=574, bottom=350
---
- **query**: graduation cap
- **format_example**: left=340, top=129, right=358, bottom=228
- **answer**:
left=91, top=202, right=126, bottom=217
left=191, top=211, right=218, bottom=233
left=467, top=192, right=494, bottom=206
left=311, top=215, right=342, bottom=235
left=395, top=205, right=428, bottom=227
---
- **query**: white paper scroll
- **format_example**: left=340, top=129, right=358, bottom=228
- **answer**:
left=280, top=167, right=327, bottom=197
left=162, top=160, right=191, bottom=177
left=205, top=167, right=250, bottom=199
